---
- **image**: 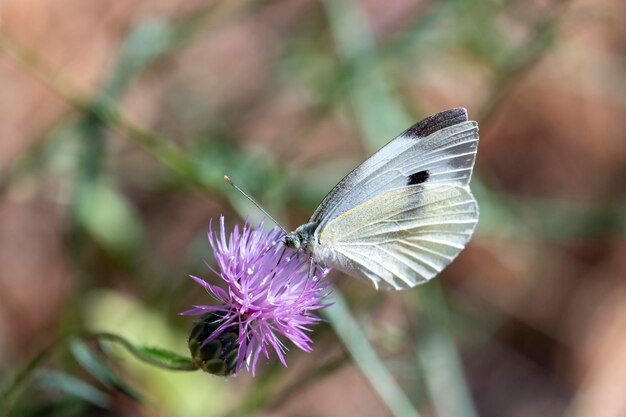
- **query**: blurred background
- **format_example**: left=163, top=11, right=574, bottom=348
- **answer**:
left=0, top=0, right=625, bottom=416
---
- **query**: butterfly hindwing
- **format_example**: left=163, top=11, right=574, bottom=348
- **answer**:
left=315, top=184, right=478, bottom=289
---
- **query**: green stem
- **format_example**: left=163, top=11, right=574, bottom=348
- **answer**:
left=0, top=339, right=59, bottom=412
left=81, top=332, right=198, bottom=371
left=324, top=292, right=421, bottom=417
left=0, top=31, right=209, bottom=192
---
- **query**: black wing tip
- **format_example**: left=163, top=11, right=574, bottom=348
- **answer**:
left=405, top=108, right=469, bottom=139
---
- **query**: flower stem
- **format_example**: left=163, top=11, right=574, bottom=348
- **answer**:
left=81, top=332, right=199, bottom=372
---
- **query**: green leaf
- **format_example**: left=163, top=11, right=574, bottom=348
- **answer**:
left=36, top=370, right=109, bottom=409
left=75, top=179, right=143, bottom=256
left=69, top=338, right=142, bottom=401
left=105, top=18, right=175, bottom=99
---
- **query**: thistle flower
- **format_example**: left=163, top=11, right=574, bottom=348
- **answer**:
left=182, top=216, right=331, bottom=376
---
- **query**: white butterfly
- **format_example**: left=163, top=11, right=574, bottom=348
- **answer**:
left=283, top=108, right=479, bottom=290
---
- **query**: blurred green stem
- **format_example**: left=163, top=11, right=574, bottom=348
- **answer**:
left=324, top=292, right=421, bottom=417
left=0, top=339, right=58, bottom=413
left=415, top=284, right=479, bottom=417
left=0, top=31, right=209, bottom=191
left=477, top=0, right=572, bottom=124
left=322, top=0, right=411, bottom=150
left=0, top=2, right=249, bottom=196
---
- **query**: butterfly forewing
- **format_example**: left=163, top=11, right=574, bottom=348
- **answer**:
left=316, top=184, right=478, bottom=289
left=310, top=108, right=478, bottom=232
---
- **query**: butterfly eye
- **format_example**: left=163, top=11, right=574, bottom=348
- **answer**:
left=283, top=234, right=300, bottom=249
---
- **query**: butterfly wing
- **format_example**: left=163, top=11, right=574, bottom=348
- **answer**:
left=313, top=184, right=478, bottom=289
left=309, top=108, right=478, bottom=232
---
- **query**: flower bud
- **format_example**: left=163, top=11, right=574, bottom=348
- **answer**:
left=188, top=312, right=239, bottom=376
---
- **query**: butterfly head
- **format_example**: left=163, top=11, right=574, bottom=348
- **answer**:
left=283, top=222, right=318, bottom=250
left=283, top=233, right=301, bottom=249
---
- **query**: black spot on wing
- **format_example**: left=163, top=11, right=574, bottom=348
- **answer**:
left=407, top=170, right=429, bottom=185
left=405, top=108, right=468, bottom=139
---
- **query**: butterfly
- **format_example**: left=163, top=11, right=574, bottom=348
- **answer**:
left=283, top=108, right=479, bottom=290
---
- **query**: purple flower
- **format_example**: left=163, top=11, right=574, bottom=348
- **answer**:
left=182, top=215, right=331, bottom=375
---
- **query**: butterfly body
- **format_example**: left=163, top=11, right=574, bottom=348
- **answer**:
left=284, top=108, right=479, bottom=290
left=284, top=221, right=355, bottom=279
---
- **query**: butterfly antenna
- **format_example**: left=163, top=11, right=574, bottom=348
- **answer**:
left=223, top=175, right=286, bottom=233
